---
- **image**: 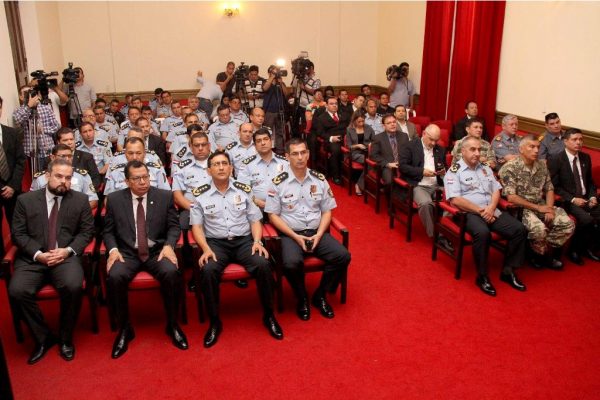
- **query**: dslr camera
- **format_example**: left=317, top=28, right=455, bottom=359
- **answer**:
left=62, top=62, right=80, bottom=85
left=290, top=52, right=312, bottom=79
left=386, top=63, right=409, bottom=81
left=28, top=70, right=59, bottom=105
left=234, top=62, right=250, bottom=81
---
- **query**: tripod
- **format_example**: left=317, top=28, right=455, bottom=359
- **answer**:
left=263, top=78, right=289, bottom=154
left=235, top=76, right=251, bottom=114
left=66, top=83, right=83, bottom=128
left=289, top=74, right=310, bottom=138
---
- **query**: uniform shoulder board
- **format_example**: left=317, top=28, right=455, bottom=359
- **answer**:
left=225, top=141, right=237, bottom=151
left=537, top=134, right=544, bottom=142
left=272, top=171, right=288, bottom=185
left=112, top=163, right=126, bottom=171
left=177, top=147, right=187, bottom=158
left=99, top=124, right=110, bottom=132
left=148, top=150, right=157, bottom=155
left=309, top=169, right=326, bottom=181
left=242, top=154, right=257, bottom=165
left=96, top=139, right=109, bottom=147
left=113, top=150, right=124, bottom=156
left=449, top=163, right=460, bottom=173
left=192, top=184, right=210, bottom=197
left=178, top=159, right=192, bottom=168
left=481, top=161, right=489, bottom=167
left=176, top=130, right=188, bottom=136
left=75, top=168, right=88, bottom=176
left=75, top=141, right=82, bottom=147
left=33, top=170, right=46, bottom=178
left=234, top=181, right=251, bottom=193
left=274, top=153, right=287, bottom=161
left=173, top=121, right=184, bottom=127
left=495, top=135, right=502, bottom=141
left=146, top=162, right=160, bottom=169
left=89, top=183, right=96, bottom=193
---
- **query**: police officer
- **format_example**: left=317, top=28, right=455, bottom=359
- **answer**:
left=229, top=95, right=249, bottom=127
left=109, top=127, right=161, bottom=168
left=75, top=122, right=112, bottom=176
left=168, top=113, right=199, bottom=163
left=31, top=144, right=99, bottom=209
left=492, top=114, right=521, bottom=167
left=186, top=96, right=210, bottom=130
left=499, top=134, right=575, bottom=269
left=94, top=105, right=119, bottom=144
left=141, top=106, right=161, bottom=135
left=104, top=137, right=169, bottom=195
left=226, top=122, right=257, bottom=174
left=364, top=99, right=384, bottom=135
left=237, top=128, right=289, bottom=211
left=539, top=112, right=565, bottom=161
left=117, top=106, right=142, bottom=151
left=160, top=101, right=185, bottom=142
left=208, top=104, right=238, bottom=151
left=190, top=150, right=282, bottom=347
left=450, top=118, right=497, bottom=170
left=74, top=108, right=102, bottom=142
left=265, top=138, right=350, bottom=321
left=445, top=136, right=527, bottom=296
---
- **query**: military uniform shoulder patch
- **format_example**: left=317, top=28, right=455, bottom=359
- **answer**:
left=178, top=159, right=192, bottom=168
left=33, top=170, right=46, bottom=178
left=449, top=163, right=460, bottom=173
left=538, top=135, right=544, bottom=142
left=89, top=183, right=96, bottom=193
left=75, top=168, right=88, bottom=175
left=146, top=162, right=160, bottom=169
left=176, top=147, right=187, bottom=158
left=225, top=141, right=237, bottom=151
left=75, top=141, right=82, bottom=148
left=481, top=161, right=489, bottom=167
left=234, top=181, right=251, bottom=193
left=309, top=169, right=326, bottom=181
left=173, top=121, right=184, bottom=127
left=148, top=150, right=157, bottom=155
left=175, top=130, right=188, bottom=136
left=495, top=135, right=502, bottom=141
left=242, top=155, right=257, bottom=165
left=113, top=150, right=124, bottom=156
left=99, top=125, right=110, bottom=132
left=96, top=139, right=109, bottom=147
left=192, top=184, right=210, bottom=197
left=274, top=153, right=287, bottom=161
left=272, top=172, right=288, bottom=185
left=112, top=163, right=125, bottom=171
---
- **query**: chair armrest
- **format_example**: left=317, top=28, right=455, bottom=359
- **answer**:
left=83, top=239, right=96, bottom=256
left=99, top=242, right=107, bottom=256
left=341, top=146, right=350, bottom=155
left=0, top=245, right=17, bottom=280
left=262, top=223, right=279, bottom=240
left=176, top=232, right=185, bottom=248
left=439, top=201, right=462, bottom=216
left=331, top=217, right=349, bottom=248
left=393, top=176, right=410, bottom=189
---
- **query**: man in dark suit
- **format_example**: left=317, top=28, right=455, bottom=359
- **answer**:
left=452, top=100, right=488, bottom=142
left=548, top=128, right=600, bottom=264
left=137, top=117, right=167, bottom=166
left=0, top=96, right=26, bottom=258
left=103, top=160, right=188, bottom=359
left=399, top=124, right=447, bottom=240
left=316, top=96, right=348, bottom=185
left=9, top=159, right=94, bottom=364
left=394, top=105, right=419, bottom=141
left=56, top=127, right=101, bottom=190
left=370, top=114, right=409, bottom=185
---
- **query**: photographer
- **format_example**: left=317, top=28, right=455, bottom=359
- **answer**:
left=66, top=66, right=96, bottom=126
left=262, top=65, right=290, bottom=154
left=29, top=78, right=67, bottom=128
left=13, top=85, right=60, bottom=172
left=217, top=61, right=236, bottom=100
left=241, top=65, right=266, bottom=109
left=387, top=62, right=415, bottom=110
left=296, top=61, right=321, bottom=113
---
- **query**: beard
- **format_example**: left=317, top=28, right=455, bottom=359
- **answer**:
left=48, top=184, right=69, bottom=196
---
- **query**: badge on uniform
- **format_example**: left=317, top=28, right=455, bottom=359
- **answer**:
left=268, top=190, right=275, bottom=197
left=310, top=185, right=317, bottom=194
left=482, top=169, right=488, bottom=176
left=234, top=194, right=241, bottom=204
left=277, top=164, right=284, bottom=173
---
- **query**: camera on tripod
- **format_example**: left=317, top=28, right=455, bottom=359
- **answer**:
left=386, top=63, right=409, bottom=81
left=234, top=62, right=250, bottom=82
left=62, top=62, right=80, bottom=85
left=28, top=70, right=59, bottom=105
left=290, top=52, right=312, bottom=79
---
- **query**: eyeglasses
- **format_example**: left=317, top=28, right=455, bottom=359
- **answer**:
left=128, top=174, right=150, bottom=183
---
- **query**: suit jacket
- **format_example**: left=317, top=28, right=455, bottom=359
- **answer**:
left=316, top=111, right=348, bottom=142
left=148, top=134, right=167, bottom=166
left=345, top=126, right=375, bottom=162
left=73, top=149, right=101, bottom=190
left=11, top=189, right=94, bottom=262
left=370, top=131, right=409, bottom=168
left=548, top=150, right=597, bottom=203
left=0, top=124, right=26, bottom=192
left=103, top=187, right=180, bottom=259
left=398, top=137, right=446, bottom=186
left=452, top=115, right=489, bottom=142
left=398, top=121, right=419, bottom=142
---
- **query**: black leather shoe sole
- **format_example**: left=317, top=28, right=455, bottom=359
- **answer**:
left=59, top=343, right=75, bottom=361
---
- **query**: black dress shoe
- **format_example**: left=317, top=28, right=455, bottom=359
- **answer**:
left=203, top=320, right=222, bottom=348
left=59, top=342, right=75, bottom=361
left=546, top=257, right=564, bottom=270
left=499, top=272, right=527, bottom=291
left=568, top=251, right=584, bottom=266
left=296, top=298, right=311, bottom=321
left=166, top=325, right=189, bottom=350
left=475, top=276, right=496, bottom=297
left=584, top=249, right=600, bottom=262
left=111, top=327, right=135, bottom=359
left=263, top=314, right=284, bottom=340
left=311, top=296, right=335, bottom=318
left=437, top=237, right=454, bottom=253
left=234, top=279, right=249, bottom=289
left=529, top=254, right=545, bottom=269
left=28, top=336, right=56, bottom=365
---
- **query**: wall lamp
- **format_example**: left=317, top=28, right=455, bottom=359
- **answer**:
left=223, top=3, right=240, bottom=18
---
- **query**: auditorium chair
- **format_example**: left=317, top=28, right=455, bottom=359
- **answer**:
left=2, top=240, right=99, bottom=343
left=363, top=144, right=386, bottom=213
left=432, top=195, right=515, bottom=279
left=190, top=224, right=282, bottom=323
left=98, top=237, right=188, bottom=331
left=438, top=128, right=451, bottom=148
left=316, top=137, right=329, bottom=175
left=341, top=145, right=365, bottom=195
left=431, top=119, right=453, bottom=132
left=409, top=115, right=431, bottom=128
left=269, top=217, right=349, bottom=311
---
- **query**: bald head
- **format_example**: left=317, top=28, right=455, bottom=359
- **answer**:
left=422, top=124, right=441, bottom=149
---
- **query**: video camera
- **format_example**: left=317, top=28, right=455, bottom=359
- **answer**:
left=62, top=62, right=80, bottom=85
left=234, top=62, right=250, bottom=82
left=386, top=63, right=409, bottom=81
left=291, top=52, right=312, bottom=79
left=28, top=70, right=59, bottom=105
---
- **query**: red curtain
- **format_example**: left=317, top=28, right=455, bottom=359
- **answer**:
left=418, top=1, right=455, bottom=120
left=447, top=1, right=505, bottom=133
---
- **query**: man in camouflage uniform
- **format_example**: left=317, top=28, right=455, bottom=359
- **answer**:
left=450, top=118, right=496, bottom=170
left=499, top=134, right=575, bottom=269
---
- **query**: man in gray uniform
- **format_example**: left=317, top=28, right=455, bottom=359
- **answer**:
left=265, top=138, right=350, bottom=321
left=190, top=150, right=283, bottom=347
left=492, top=114, right=521, bottom=167
left=75, top=122, right=112, bottom=176
left=94, top=105, right=119, bottom=144
left=444, top=136, right=527, bottom=296
left=160, top=101, right=184, bottom=141
left=208, top=104, right=238, bottom=151
left=109, top=127, right=161, bottom=168
left=538, top=112, right=565, bottom=161
left=226, top=122, right=257, bottom=173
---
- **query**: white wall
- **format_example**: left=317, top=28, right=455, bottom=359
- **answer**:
left=0, top=5, right=19, bottom=126
left=497, top=1, right=600, bottom=131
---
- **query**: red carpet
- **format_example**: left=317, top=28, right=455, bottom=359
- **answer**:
left=2, top=184, right=600, bottom=399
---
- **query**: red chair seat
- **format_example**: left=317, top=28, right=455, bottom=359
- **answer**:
left=128, top=271, right=162, bottom=290
left=303, top=257, right=326, bottom=270
left=221, top=264, right=251, bottom=280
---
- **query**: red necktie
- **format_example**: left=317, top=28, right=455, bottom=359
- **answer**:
left=47, top=197, right=58, bottom=250
left=137, top=197, right=149, bottom=262
left=332, top=113, right=339, bottom=123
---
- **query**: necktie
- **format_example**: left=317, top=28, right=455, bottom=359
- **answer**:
left=136, top=197, right=149, bottom=262
left=332, top=113, right=339, bottom=123
left=0, top=144, right=10, bottom=181
left=573, top=156, right=583, bottom=197
left=390, top=136, right=398, bottom=163
left=47, top=197, right=58, bottom=250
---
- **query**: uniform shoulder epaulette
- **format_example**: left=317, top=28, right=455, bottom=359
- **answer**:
left=75, top=141, right=82, bottom=147
left=481, top=161, right=489, bottom=167
left=309, top=169, right=326, bottom=181
left=173, top=121, right=184, bottom=127
left=176, top=147, right=188, bottom=158
left=175, top=130, right=188, bottom=136
left=495, top=135, right=502, bottom=141
left=242, top=154, right=257, bottom=165
left=75, top=168, right=88, bottom=176
left=234, top=181, right=251, bottom=193
left=146, top=161, right=160, bottom=169
left=112, top=163, right=125, bottom=171
left=33, top=170, right=46, bottom=178
left=537, top=134, right=545, bottom=142
left=178, top=159, right=192, bottom=169
left=272, top=171, right=288, bottom=185
left=274, top=153, right=287, bottom=161
left=225, top=141, right=237, bottom=151
left=148, top=150, right=157, bottom=155
left=96, top=139, right=109, bottom=147
left=449, top=163, right=459, bottom=173
left=113, top=150, right=124, bottom=156
left=89, top=183, right=96, bottom=193
left=192, top=184, right=210, bottom=197
left=99, top=124, right=110, bottom=132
